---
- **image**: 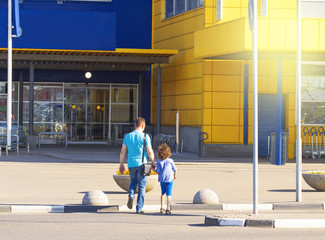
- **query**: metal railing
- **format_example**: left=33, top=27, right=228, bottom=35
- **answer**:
left=153, top=133, right=183, bottom=153
left=38, top=132, right=68, bottom=148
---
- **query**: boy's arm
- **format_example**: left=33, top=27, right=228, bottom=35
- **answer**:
left=173, top=171, right=177, bottom=180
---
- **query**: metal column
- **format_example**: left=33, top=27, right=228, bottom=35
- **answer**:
left=156, top=65, right=161, bottom=134
left=19, top=71, right=23, bottom=127
left=296, top=0, right=302, bottom=202
left=276, top=57, right=283, bottom=165
left=138, top=73, right=143, bottom=117
left=29, top=63, right=34, bottom=136
left=243, top=64, right=249, bottom=145
left=7, top=0, right=13, bottom=149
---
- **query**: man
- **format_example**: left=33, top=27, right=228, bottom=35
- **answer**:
left=119, top=117, right=155, bottom=214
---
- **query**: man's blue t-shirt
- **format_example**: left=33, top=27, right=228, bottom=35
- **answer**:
left=122, top=130, right=151, bottom=168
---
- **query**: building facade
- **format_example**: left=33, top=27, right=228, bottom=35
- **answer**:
left=152, top=0, right=325, bottom=158
left=0, top=0, right=176, bottom=145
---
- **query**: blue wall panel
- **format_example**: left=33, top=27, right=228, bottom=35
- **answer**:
left=0, top=0, right=152, bottom=50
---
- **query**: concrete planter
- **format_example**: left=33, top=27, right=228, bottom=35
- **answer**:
left=302, top=171, right=325, bottom=191
left=113, top=174, right=158, bottom=193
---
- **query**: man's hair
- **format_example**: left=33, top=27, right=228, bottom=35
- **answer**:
left=158, top=143, right=171, bottom=160
left=134, top=117, right=146, bottom=128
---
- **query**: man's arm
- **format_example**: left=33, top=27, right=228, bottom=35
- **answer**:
left=146, top=146, right=156, bottom=168
left=119, top=145, right=127, bottom=173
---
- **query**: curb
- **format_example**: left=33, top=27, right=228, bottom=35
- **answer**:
left=205, top=215, right=325, bottom=228
left=1, top=203, right=325, bottom=214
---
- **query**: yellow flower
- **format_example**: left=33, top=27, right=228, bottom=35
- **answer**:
left=305, top=170, right=325, bottom=175
left=116, top=168, right=157, bottom=175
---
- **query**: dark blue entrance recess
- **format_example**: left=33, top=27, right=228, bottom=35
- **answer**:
left=258, top=94, right=286, bottom=157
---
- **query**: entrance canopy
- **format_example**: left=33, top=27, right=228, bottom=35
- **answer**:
left=0, top=48, right=178, bottom=72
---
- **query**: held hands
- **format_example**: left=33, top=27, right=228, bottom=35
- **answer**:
left=119, top=163, right=125, bottom=174
left=151, top=161, right=156, bottom=169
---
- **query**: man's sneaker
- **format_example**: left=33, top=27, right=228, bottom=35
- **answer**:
left=127, top=196, right=134, bottom=209
left=136, top=210, right=145, bottom=214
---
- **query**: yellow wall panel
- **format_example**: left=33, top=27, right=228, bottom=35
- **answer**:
left=240, top=8, right=248, bottom=18
left=239, top=126, right=244, bottom=144
left=212, top=109, right=240, bottom=126
left=288, top=93, right=295, bottom=110
left=161, top=94, right=202, bottom=110
left=223, top=8, right=241, bottom=21
left=258, top=19, right=269, bottom=50
left=223, top=0, right=241, bottom=8
left=204, top=61, right=213, bottom=75
left=248, top=126, right=253, bottom=144
left=212, top=126, right=240, bottom=143
left=288, top=143, right=295, bottom=159
left=269, top=0, right=296, bottom=9
left=160, top=109, right=202, bottom=125
left=258, top=75, right=269, bottom=93
left=269, top=19, right=286, bottom=49
left=267, top=76, right=277, bottom=94
left=239, top=93, right=244, bottom=109
left=204, top=75, right=212, bottom=91
left=288, top=110, right=296, bottom=128
left=302, top=20, right=319, bottom=50
left=212, top=92, right=240, bottom=109
left=203, top=109, right=212, bottom=126
left=204, top=92, right=212, bottom=108
left=285, top=20, right=297, bottom=50
left=288, top=127, right=296, bottom=145
left=320, top=20, right=325, bottom=50
left=162, top=78, right=203, bottom=96
left=163, top=62, right=203, bottom=82
left=282, top=76, right=295, bottom=93
left=248, top=109, right=253, bottom=127
left=283, top=61, right=296, bottom=76
left=154, top=34, right=194, bottom=51
left=212, top=75, right=241, bottom=92
left=178, top=109, right=202, bottom=125
left=239, top=109, right=243, bottom=126
left=268, top=9, right=296, bottom=19
left=213, top=61, right=242, bottom=75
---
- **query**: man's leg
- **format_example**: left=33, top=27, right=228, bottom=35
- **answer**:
left=128, top=167, right=137, bottom=209
left=136, top=166, right=147, bottom=213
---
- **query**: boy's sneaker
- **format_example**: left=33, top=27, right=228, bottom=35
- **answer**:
left=165, top=210, right=171, bottom=215
left=160, top=208, right=166, bottom=214
left=127, top=196, right=134, bottom=209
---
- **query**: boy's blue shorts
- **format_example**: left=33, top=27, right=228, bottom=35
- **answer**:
left=160, top=181, right=173, bottom=196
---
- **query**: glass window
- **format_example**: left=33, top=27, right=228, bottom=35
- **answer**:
left=176, top=0, right=185, bottom=15
left=165, top=0, right=174, bottom=18
left=87, top=89, right=108, bottom=104
left=33, top=102, right=63, bottom=123
left=165, top=0, right=204, bottom=18
left=111, top=104, right=137, bottom=123
left=111, top=88, right=137, bottom=103
left=64, top=103, right=86, bottom=123
left=302, top=76, right=325, bottom=125
left=34, top=86, right=63, bottom=102
left=64, top=88, right=86, bottom=104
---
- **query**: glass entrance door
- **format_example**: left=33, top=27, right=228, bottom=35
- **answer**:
left=63, top=83, right=138, bottom=143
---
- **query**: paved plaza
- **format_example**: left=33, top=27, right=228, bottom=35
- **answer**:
left=1, top=145, right=325, bottom=207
